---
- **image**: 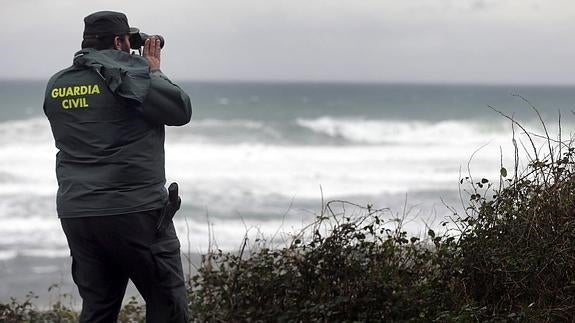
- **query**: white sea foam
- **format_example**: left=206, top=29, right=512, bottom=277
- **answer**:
left=165, top=118, right=283, bottom=144
left=0, top=117, right=512, bottom=217
left=0, top=116, right=524, bottom=255
left=0, top=216, right=67, bottom=247
left=0, top=250, right=17, bottom=261
left=0, top=118, right=57, bottom=197
left=0, top=117, right=53, bottom=145
left=190, top=118, right=264, bottom=129
left=0, top=249, right=69, bottom=261
left=296, top=116, right=511, bottom=145
left=0, top=116, right=518, bottom=201
left=0, top=216, right=305, bottom=257
left=165, top=140, right=511, bottom=200
left=22, top=249, right=70, bottom=258
left=31, top=265, right=61, bottom=274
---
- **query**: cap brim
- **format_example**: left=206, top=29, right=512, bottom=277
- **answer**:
left=129, top=27, right=139, bottom=34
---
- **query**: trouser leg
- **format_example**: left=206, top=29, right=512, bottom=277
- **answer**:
left=61, top=209, right=189, bottom=323
left=117, top=209, right=189, bottom=323
left=61, top=218, right=129, bottom=323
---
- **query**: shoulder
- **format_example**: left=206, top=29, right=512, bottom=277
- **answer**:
left=48, top=66, right=73, bottom=81
left=45, top=66, right=76, bottom=95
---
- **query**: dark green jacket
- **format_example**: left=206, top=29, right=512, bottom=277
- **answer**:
left=43, top=48, right=192, bottom=218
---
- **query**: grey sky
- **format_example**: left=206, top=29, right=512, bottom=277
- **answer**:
left=2, top=0, right=575, bottom=84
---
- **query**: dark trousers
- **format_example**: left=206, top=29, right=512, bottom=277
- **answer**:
left=60, top=208, right=189, bottom=323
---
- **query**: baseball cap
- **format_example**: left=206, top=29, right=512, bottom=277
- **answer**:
left=83, top=11, right=139, bottom=38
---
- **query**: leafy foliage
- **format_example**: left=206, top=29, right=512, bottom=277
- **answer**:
left=455, top=146, right=575, bottom=321
left=0, top=292, right=77, bottom=323
left=189, top=201, right=460, bottom=322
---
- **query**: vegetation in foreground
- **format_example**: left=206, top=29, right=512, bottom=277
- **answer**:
left=2, top=115, right=575, bottom=322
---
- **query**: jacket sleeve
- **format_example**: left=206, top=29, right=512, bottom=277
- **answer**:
left=140, top=70, right=192, bottom=126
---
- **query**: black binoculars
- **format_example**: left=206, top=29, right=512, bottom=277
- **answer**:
left=130, top=32, right=165, bottom=49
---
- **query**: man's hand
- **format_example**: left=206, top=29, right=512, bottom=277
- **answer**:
left=143, top=36, right=161, bottom=72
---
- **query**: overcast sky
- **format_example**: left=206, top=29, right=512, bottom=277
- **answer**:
left=2, top=0, right=575, bottom=84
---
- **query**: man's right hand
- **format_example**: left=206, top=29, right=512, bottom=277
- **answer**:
left=143, top=36, right=161, bottom=72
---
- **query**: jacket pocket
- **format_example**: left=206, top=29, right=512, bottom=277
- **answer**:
left=150, top=238, right=185, bottom=288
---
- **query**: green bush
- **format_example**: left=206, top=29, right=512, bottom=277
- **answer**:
left=0, top=292, right=77, bottom=323
left=456, top=146, right=575, bottom=320
left=189, top=201, right=461, bottom=322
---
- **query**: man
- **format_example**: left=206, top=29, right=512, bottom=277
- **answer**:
left=43, top=11, right=191, bottom=322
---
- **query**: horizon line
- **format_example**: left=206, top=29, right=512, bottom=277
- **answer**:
left=2, top=78, right=575, bottom=88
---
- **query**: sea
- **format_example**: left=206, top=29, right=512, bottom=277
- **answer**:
left=1, top=80, right=574, bottom=303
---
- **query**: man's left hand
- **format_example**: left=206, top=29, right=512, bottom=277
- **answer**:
left=143, top=36, right=161, bottom=72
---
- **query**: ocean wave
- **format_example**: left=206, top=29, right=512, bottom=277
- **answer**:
left=191, top=118, right=265, bottom=129
left=0, top=250, right=17, bottom=261
left=0, top=116, right=515, bottom=202
left=164, top=140, right=508, bottom=200
left=0, top=116, right=521, bottom=258
left=0, top=249, right=69, bottom=261
left=0, top=171, right=18, bottom=183
left=0, top=117, right=273, bottom=146
left=21, top=249, right=70, bottom=259
left=0, top=216, right=312, bottom=257
left=296, top=116, right=511, bottom=145
left=0, top=117, right=53, bottom=145
left=0, top=115, right=517, bottom=148
left=165, top=118, right=284, bottom=144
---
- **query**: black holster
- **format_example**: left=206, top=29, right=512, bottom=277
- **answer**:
left=156, top=182, right=181, bottom=233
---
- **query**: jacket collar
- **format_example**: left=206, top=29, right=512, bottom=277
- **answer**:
left=72, top=48, right=151, bottom=104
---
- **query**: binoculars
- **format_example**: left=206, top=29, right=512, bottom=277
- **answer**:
left=130, top=32, right=165, bottom=49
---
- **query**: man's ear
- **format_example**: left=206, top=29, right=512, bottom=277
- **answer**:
left=113, top=36, right=122, bottom=50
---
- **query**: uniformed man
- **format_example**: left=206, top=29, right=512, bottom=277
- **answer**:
left=43, top=11, right=191, bottom=322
